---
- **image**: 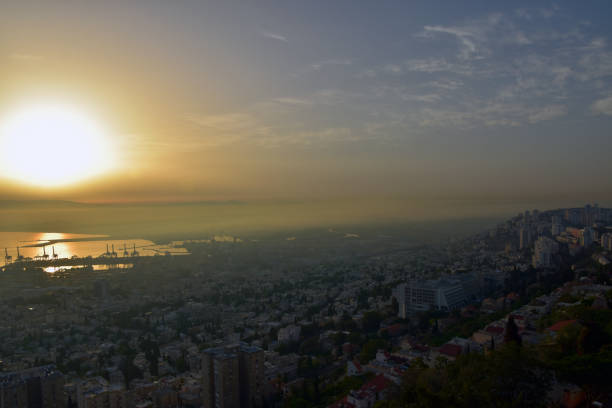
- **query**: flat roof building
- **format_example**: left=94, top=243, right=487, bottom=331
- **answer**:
left=0, top=365, right=64, bottom=408
left=394, top=278, right=467, bottom=317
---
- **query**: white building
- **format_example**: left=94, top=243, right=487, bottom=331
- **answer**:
left=394, top=278, right=466, bottom=317
left=532, top=237, right=559, bottom=268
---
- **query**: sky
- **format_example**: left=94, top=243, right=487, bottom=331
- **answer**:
left=1, top=0, right=612, bottom=205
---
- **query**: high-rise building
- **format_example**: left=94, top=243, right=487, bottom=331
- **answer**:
left=201, top=344, right=264, bottom=408
left=238, top=345, right=264, bottom=408
left=202, top=348, right=239, bottom=408
left=519, top=227, right=531, bottom=249
left=532, top=237, right=559, bottom=268
left=394, top=278, right=466, bottom=317
left=564, top=209, right=581, bottom=226
left=551, top=216, right=563, bottom=236
left=581, top=227, right=594, bottom=247
left=601, top=233, right=612, bottom=250
left=0, top=365, right=65, bottom=408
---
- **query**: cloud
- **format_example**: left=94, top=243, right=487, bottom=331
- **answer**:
left=261, top=31, right=288, bottom=43
left=591, top=95, right=612, bottom=116
left=184, top=104, right=364, bottom=148
left=423, top=25, right=479, bottom=59
left=427, top=79, right=464, bottom=90
left=539, top=6, right=559, bottom=19
left=184, top=7, right=612, bottom=149
left=403, top=58, right=459, bottom=73
left=310, top=59, right=351, bottom=71
left=258, top=127, right=357, bottom=148
left=185, top=112, right=257, bottom=132
left=291, top=59, right=352, bottom=79
left=514, top=8, right=532, bottom=20
left=528, top=105, right=567, bottom=123
left=184, top=112, right=271, bottom=147
left=506, top=31, right=532, bottom=45
left=384, top=64, right=403, bottom=74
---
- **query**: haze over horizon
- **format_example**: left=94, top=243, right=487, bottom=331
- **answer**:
left=2, top=1, right=612, bottom=207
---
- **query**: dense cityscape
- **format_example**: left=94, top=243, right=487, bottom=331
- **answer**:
left=1, top=204, right=611, bottom=407
left=3, top=1, right=612, bottom=407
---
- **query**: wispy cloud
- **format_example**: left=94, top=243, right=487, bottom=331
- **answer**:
left=184, top=112, right=271, bottom=147
left=257, top=127, right=358, bottom=148
left=187, top=6, right=610, bottom=149
left=423, top=25, right=480, bottom=60
left=591, top=95, right=612, bottom=116
left=291, top=59, right=352, bottom=78
left=261, top=31, right=288, bottom=43
left=347, top=5, right=612, bottom=136
left=528, top=105, right=567, bottom=123
left=403, top=58, right=462, bottom=74
left=184, top=105, right=362, bottom=149
left=427, top=79, right=464, bottom=90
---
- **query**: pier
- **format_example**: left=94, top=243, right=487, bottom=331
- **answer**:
left=0, top=255, right=165, bottom=271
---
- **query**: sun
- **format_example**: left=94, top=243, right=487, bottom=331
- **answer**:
left=0, top=101, right=115, bottom=187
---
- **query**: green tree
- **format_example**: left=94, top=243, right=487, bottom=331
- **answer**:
left=552, top=350, right=612, bottom=404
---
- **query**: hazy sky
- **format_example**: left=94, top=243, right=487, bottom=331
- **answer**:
left=1, top=1, right=612, bottom=203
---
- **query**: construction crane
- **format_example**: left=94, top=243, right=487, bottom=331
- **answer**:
left=39, top=246, right=49, bottom=260
left=16, top=246, right=24, bottom=262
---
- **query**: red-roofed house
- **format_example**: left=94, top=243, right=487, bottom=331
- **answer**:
left=546, top=320, right=579, bottom=338
left=328, top=375, right=393, bottom=408
left=432, top=343, right=463, bottom=361
left=347, top=375, right=393, bottom=408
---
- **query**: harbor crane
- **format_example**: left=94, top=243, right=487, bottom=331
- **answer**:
left=16, top=246, right=24, bottom=262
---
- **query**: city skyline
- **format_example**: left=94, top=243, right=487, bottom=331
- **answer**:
left=2, top=1, right=612, bottom=204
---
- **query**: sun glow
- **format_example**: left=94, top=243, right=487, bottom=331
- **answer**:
left=0, top=102, right=115, bottom=187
